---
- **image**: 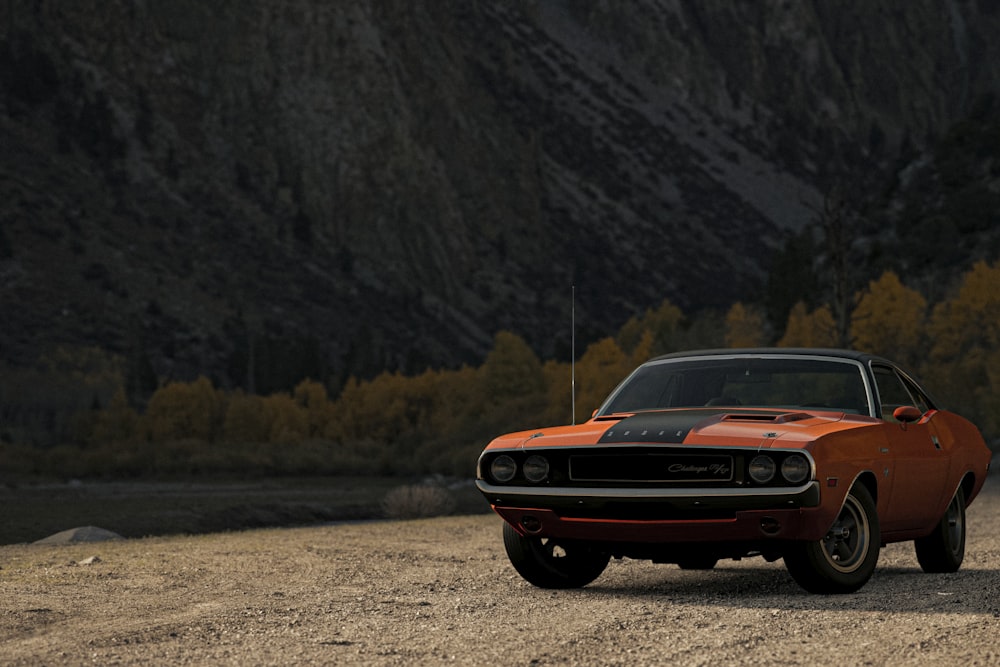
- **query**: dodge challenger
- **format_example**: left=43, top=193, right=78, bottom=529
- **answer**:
left=476, top=348, right=993, bottom=593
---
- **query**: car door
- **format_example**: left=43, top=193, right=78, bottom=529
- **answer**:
left=873, top=364, right=948, bottom=532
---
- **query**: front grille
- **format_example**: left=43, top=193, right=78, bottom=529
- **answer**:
left=569, top=453, right=734, bottom=483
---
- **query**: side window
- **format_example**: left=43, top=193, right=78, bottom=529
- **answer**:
left=899, top=374, right=931, bottom=413
left=873, top=365, right=920, bottom=421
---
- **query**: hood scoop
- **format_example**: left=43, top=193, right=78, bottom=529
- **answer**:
left=721, top=412, right=811, bottom=424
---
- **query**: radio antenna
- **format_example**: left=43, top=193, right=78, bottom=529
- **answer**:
left=571, top=285, right=576, bottom=425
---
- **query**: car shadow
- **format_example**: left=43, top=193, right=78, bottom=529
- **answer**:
left=585, top=563, right=1000, bottom=615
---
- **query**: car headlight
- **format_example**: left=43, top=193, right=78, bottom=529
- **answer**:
left=780, top=454, right=810, bottom=484
left=490, top=455, right=517, bottom=483
left=748, top=455, right=776, bottom=484
left=523, top=455, right=550, bottom=483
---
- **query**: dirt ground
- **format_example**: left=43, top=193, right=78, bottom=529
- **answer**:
left=2, top=475, right=999, bottom=666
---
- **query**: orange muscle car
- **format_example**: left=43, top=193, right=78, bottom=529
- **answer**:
left=476, top=348, right=993, bottom=593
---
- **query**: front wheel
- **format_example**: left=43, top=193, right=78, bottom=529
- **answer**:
left=784, top=483, right=880, bottom=594
left=502, top=522, right=610, bottom=589
left=915, top=485, right=966, bottom=573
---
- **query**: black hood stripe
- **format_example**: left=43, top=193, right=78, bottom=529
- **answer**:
left=598, top=409, right=766, bottom=444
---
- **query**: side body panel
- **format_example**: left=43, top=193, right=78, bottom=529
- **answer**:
left=878, top=413, right=948, bottom=532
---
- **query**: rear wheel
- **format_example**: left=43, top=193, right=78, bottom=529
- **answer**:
left=915, top=485, right=966, bottom=573
left=784, top=484, right=880, bottom=594
left=502, top=522, right=610, bottom=589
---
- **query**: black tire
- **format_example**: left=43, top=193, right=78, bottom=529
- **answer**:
left=784, top=483, right=880, bottom=594
left=676, top=556, right=719, bottom=570
left=502, top=522, right=610, bottom=589
left=915, top=485, right=966, bottom=573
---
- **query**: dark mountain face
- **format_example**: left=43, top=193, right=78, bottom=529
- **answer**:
left=2, top=1, right=998, bottom=390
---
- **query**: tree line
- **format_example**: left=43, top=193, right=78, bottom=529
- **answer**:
left=1, top=262, right=997, bottom=480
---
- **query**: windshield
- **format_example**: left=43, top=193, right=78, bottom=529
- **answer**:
left=598, top=356, right=871, bottom=416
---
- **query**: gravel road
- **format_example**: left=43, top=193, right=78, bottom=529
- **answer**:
left=2, top=475, right=999, bottom=666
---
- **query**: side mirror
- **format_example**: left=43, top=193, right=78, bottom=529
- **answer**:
left=893, top=405, right=922, bottom=423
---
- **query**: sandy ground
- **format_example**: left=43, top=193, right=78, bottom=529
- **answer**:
left=2, top=475, right=999, bottom=666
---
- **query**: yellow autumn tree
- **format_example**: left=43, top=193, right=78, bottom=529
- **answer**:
left=222, top=392, right=271, bottom=443
left=627, top=329, right=655, bottom=368
left=323, top=376, right=362, bottom=443
left=480, top=331, right=545, bottom=401
left=261, top=393, right=308, bottom=443
left=925, top=260, right=1000, bottom=435
left=777, top=302, right=838, bottom=348
left=416, top=365, right=483, bottom=442
left=849, top=271, right=927, bottom=368
left=479, top=331, right=546, bottom=430
left=143, top=376, right=224, bottom=442
left=90, top=386, right=139, bottom=444
left=329, top=371, right=415, bottom=445
left=395, top=367, right=453, bottom=446
left=928, top=261, right=1000, bottom=361
left=407, top=365, right=492, bottom=477
left=541, top=359, right=573, bottom=426
left=574, top=337, right=629, bottom=418
left=294, top=379, right=334, bottom=437
left=617, top=298, right=685, bottom=357
left=725, top=302, right=768, bottom=348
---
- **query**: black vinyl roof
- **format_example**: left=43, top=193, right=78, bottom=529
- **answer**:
left=649, top=347, right=894, bottom=366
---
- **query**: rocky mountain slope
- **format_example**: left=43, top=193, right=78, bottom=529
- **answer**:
left=2, top=0, right=998, bottom=393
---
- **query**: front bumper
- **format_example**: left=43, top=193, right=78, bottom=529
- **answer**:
left=477, top=479, right=827, bottom=543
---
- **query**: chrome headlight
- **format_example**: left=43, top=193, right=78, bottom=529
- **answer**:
left=748, top=455, right=776, bottom=484
left=780, top=454, right=810, bottom=484
left=522, top=455, right=550, bottom=483
left=490, top=455, right=517, bottom=483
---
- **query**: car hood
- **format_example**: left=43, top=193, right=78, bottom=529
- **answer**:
left=486, top=408, right=881, bottom=450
